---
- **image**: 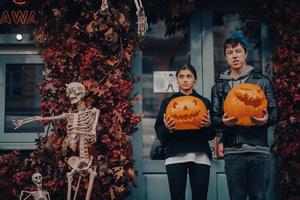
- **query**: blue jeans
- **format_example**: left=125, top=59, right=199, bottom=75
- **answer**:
left=224, top=153, right=270, bottom=200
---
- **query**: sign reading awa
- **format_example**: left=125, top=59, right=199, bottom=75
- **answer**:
left=0, top=10, right=36, bottom=24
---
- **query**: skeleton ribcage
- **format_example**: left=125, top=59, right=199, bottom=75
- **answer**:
left=65, top=109, right=97, bottom=143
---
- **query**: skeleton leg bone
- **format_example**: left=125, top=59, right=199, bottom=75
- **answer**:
left=66, top=169, right=75, bottom=200
left=73, top=175, right=82, bottom=200
left=85, top=167, right=97, bottom=200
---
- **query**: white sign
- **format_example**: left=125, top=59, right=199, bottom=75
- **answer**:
left=153, top=71, right=179, bottom=93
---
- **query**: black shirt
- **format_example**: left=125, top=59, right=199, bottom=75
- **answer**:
left=154, top=90, right=216, bottom=159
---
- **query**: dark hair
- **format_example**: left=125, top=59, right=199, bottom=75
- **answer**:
left=224, top=32, right=249, bottom=55
left=175, top=64, right=197, bottom=80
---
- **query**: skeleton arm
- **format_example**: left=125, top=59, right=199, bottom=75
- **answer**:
left=91, top=108, right=100, bottom=135
left=19, top=191, right=33, bottom=200
left=12, top=113, right=66, bottom=129
left=46, top=191, right=51, bottom=200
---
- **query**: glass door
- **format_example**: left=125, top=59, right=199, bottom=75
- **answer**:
left=142, top=20, right=191, bottom=162
left=140, top=20, right=193, bottom=200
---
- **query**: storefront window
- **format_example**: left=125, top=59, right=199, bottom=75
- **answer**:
left=5, top=63, right=43, bottom=133
left=0, top=0, right=37, bottom=34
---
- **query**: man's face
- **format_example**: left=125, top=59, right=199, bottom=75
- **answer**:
left=225, top=43, right=247, bottom=70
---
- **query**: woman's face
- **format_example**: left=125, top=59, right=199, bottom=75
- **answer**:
left=176, top=69, right=197, bottom=93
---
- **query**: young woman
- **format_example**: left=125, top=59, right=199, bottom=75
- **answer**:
left=154, top=64, right=216, bottom=200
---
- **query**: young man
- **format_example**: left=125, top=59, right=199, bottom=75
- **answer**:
left=211, top=32, right=278, bottom=200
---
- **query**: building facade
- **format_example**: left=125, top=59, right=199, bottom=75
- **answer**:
left=0, top=0, right=279, bottom=199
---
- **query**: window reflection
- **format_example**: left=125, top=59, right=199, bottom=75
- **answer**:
left=213, top=12, right=262, bottom=80
left=142, top=20, right=190, bottom=159
left=5, top=63, right=44, bottom=133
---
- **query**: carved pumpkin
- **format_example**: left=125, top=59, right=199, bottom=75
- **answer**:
left=165, top=96, right=207, bottom=130
left=224, top=83, right=267, bottom=126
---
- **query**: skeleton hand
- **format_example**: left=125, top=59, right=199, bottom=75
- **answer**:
left=12, top=118, right=24, bottom=129
left=136, top=8, right=148, bottom=36
left=101, top=0, right=108, bottom=11
left=12, top=116, right=41, bottom=129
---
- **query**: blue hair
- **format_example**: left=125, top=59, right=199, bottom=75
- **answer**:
left=224, top=31, right=249, bottom=54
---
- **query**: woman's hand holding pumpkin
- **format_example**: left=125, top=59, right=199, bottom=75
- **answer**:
left=222, top=113, right=237, bottom=126
left=201, top=110, right=211, bottom=127
left=164, top=114, right=176, bottom=131
left=251, top=108, right=268, bottom=126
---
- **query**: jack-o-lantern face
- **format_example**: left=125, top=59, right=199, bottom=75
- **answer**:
left=165, top=96, right=207, bottom=130
left=224, top=83, right=267, bottom=126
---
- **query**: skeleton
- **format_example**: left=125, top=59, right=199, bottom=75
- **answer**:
left=13, top=82, right=100, bottom=200
left=19, top=173, right=50, bottom=200
left=100, top=0, right=148, bottom=36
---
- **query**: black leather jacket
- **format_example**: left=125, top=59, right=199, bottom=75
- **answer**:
left=211, top=70, right=278, bottom=147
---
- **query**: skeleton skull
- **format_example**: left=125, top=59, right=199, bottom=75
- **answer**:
left=66, top=82, right=86, bottom=104
left=32, top=173, right=43, bottom=186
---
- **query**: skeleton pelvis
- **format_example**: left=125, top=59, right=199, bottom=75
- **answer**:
left=68, top=156, right=93, bottom=171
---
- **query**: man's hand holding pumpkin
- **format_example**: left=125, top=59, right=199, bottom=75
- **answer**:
left=251, top=108, right=268, bottom=126
left=217, top=142, right=224, bottom=158
left=222, top=113, right=237, bottom=126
